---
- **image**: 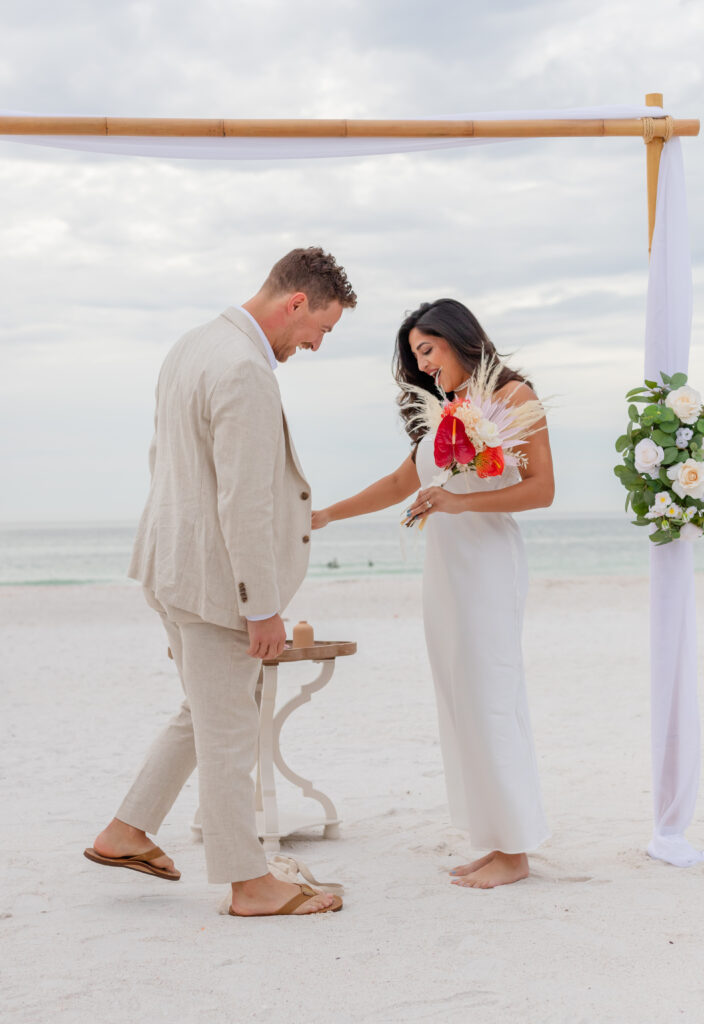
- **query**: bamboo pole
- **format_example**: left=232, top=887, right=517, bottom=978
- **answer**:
left=645, top=93, right=665, bottom=255
left=0, top=114, right=698, bottom=139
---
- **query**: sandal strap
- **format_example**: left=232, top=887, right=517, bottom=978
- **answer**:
left=126, top=846, right=166, bottom=864
left=274, top=884, right=320, bottom=915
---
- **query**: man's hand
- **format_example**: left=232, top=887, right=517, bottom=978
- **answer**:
left=246, top=614, right=287, bottom=660
left=311, top=509, right=331, bottom=530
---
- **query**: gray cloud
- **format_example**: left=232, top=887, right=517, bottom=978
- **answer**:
left=0, top=0, right=702, bottom=519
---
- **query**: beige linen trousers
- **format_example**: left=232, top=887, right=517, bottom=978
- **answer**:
left=120, top=309, right=311, bottom=883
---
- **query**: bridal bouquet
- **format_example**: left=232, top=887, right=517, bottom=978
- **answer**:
left=402, top=359, right=546, bottom=527
left=614, top=372, right=704, bottom=544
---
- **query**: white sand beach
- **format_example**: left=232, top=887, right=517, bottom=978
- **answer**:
left=3, top=574, right=704, bottom=1024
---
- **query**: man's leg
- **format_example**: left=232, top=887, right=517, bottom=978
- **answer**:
left=114, top=612, right=197, bottom=832
left=177, top=619, right=267, bottom=883
left=92, top=606, right=197, bottom=874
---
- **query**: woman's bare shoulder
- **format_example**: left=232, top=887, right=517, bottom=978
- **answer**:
left=494, top=379, right=537, bottom=406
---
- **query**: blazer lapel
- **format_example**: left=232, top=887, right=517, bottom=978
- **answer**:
left=281, top=409, right=308, bottom=484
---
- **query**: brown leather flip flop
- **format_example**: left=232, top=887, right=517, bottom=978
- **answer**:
left=83, top=845, right=181, bottom=881
left=228, top=883, right=343, bottom=917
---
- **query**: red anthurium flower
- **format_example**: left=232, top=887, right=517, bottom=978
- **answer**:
left=475, top=446, right=505, bottom=478
left=434, top=416, right=476, bottom=468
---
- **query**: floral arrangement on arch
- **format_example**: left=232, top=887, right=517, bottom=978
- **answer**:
left=614, top=372, right=704, bottom=544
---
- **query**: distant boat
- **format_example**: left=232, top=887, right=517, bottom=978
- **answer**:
left=326, top=558, right=340, bottom=569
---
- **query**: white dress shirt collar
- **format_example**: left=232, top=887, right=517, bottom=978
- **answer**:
left=234, top=305, right=277, bottom=371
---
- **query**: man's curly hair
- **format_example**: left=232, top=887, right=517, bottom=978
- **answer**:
left=263, top=247, right=357, bottom=310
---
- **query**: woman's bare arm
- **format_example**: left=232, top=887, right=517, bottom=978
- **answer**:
left=313, top=454, right=421, bottom=528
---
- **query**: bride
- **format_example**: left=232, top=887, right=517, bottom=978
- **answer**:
left=312, top=298, right=554, bottom=889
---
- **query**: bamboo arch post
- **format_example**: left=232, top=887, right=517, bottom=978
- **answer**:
left=645, top=92, right=665, bottom=254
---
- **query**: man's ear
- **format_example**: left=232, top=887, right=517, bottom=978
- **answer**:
left=286, top=292, right=307, bottom=314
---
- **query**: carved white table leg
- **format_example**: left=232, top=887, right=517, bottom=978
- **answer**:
left=271, top=659, right=340, bottom=833
left=254, top=669, right=264, bottom=816
left=257, top=664, right=281, bottom=852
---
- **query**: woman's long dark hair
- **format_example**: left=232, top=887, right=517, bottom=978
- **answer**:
left=393, top=298, right=532, bottom=444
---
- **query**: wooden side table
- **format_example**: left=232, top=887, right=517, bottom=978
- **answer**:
left=189, top=640, right=356, bottom=852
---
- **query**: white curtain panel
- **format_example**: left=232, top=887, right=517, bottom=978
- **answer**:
left=2, top=104, right=698, bottom=859
left=644, top=140, right=701, bottom=866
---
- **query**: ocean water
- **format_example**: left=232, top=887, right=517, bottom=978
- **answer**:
left=1, top=515, right=702, bottom=586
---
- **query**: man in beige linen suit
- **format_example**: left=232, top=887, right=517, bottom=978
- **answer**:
left=85, top=248, right=356, bottom=917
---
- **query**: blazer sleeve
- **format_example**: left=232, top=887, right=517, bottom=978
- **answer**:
left=209, top=361, right=283, bottom=618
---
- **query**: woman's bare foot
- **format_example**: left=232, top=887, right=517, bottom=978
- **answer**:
left=230, top=873, right=338, bottom=916
left=93, top=818, right=179, bottom=877
left=451, top=852, right=529, bottom=889
left=450, top=851, right=498, bottom=877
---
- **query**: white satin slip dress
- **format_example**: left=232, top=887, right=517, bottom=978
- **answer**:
left=417, top=433, right=549, bottom=853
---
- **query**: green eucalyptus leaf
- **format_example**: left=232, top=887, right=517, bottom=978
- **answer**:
left=651, top=429, right=671, bottom=446
left=662, top=447, right=678, bottom=465
left=615, top=434, right=630, bottom=452
left=669, top=372, right=688, bottom=389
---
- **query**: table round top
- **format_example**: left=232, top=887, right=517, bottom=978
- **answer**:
left=263, top=640, right=357, bottom=665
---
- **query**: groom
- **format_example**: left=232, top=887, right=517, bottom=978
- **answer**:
left=85, top=247, right=356, bottom=916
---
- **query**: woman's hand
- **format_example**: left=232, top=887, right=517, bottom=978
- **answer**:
left=312, top=509, right=331, bottom=530
left=406, top=486, right=466, bottom=523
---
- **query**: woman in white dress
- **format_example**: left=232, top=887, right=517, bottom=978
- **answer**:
left=312, top=299, right=554, bottom=889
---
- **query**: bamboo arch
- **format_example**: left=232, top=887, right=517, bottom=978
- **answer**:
left=2, top=93, right=701, bottom=861
left=0, top=93, right=699, bottom=252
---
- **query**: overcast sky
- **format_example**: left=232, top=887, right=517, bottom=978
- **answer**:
left=1, top=0, right=703, bottom=521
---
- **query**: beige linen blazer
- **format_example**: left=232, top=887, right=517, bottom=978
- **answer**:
left=128, top=307, right=312, bottom=630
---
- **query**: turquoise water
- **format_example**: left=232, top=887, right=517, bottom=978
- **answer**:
left=1, top=515, right=701, bottom=585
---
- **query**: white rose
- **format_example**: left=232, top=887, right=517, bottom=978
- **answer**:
left=473, top=418, right=501, bottom=449
left=634, top=438, right=664, bottom=478
left=666, top=385, right=702, bottom=425
left=680, top=522, right=703, bottom=542
left=666, top=459, right=704, bottom=500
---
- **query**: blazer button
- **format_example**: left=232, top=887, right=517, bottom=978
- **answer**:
left=302, top=535, right=310, bottom=543
left=300, top=491, right=310, bottom=500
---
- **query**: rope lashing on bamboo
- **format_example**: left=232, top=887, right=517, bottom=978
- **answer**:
left=643, top=117, right=655, bottom=144
left=643, top=115, right=674, bottom=144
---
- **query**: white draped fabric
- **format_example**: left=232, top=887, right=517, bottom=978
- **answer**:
left=643, top=140, right=702, bottom=866
left=1, top=104, right=665, bottom=159
left=2, top=104, right=698, bottom=861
